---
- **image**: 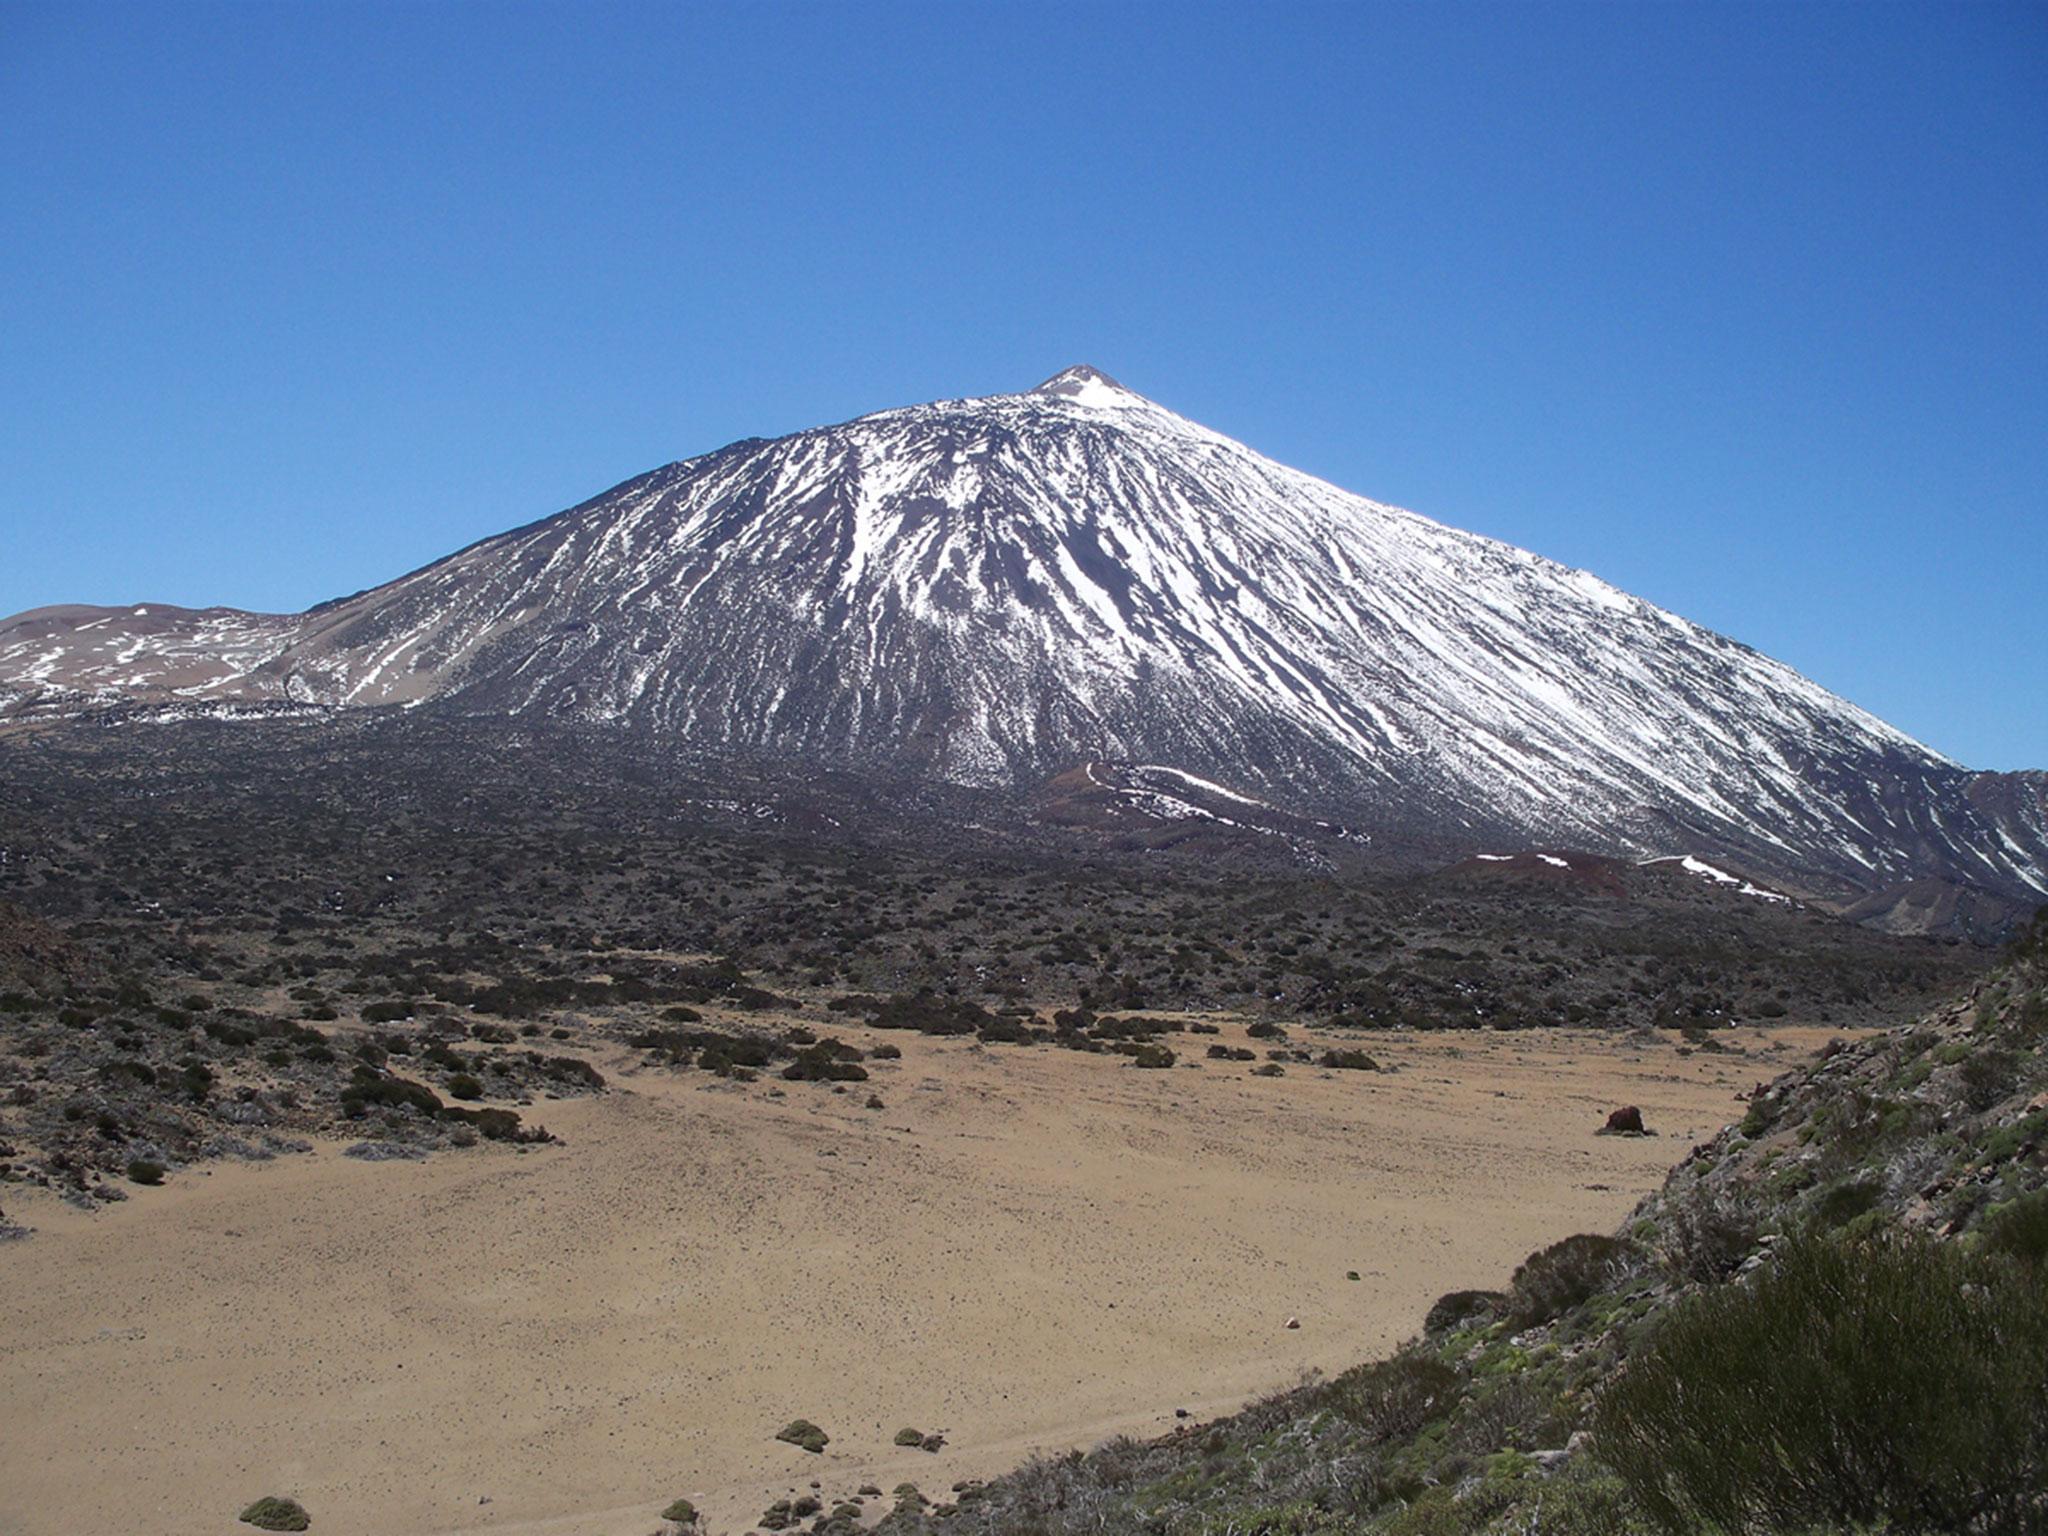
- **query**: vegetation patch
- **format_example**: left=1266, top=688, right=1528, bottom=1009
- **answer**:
left=239, top=1496, right=311, bottom=1531
left=776, top=1418, right=830, bottom=1453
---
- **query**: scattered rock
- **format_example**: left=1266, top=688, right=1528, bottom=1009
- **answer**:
left=343, top=1141, right=428, bottom=1161
left=1284, top=1316, right=1300, bottom=1329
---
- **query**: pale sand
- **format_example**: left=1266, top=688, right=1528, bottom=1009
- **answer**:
left=0, top=1021, right=1801, bottom=1536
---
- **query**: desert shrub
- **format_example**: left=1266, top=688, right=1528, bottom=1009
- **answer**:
left=1320, top=1048, right=1378, bottom=1071
left=239, top=1496, right=310, bottom=1531
left=1323, top=1353, right=1462, bottom=1442
left=1247, top=1021, right=1286, bottom=1040
left=1509, top=1234, right=1640, bottom=1326
left=1251, top=1062, right=1284, bottom=1077
left=1978, top=1189, right=2048, bottom=1267
left=340, top=1066, right=442, bottom=1118
left=1811, top=1175, right=1883, bottom=1230
left=441, top=1105, right=530, bottom=1141
left=447, top=1073, right=484, bottom=1101
left=1127, top=1043, right=1174, bottom=1068
left=869, top=1043, right=901, bottom=1059
left=894, top=1426, right=925, bottom=1446
left=1958, top=1045, right=2020, bottom=1114
left=204, top=1016, right=257, bottom=1047
left=660, top=1496, right=697, bottom=1525
left=854, top=991, right=993, bottom=1036
left=1660, top=1180, right=1763, bottom=1283
left=1595, top=1229, right=2048, bottom=1535
left=536, top=1052, right=604, bottom=1088
left=782, top=1039, right=868, bottom=1082
left=976, top=1015, right=1038, bottom=1045
left=776, top=1418, right=829, bottom=1453
left=1425, top=1288, right=1505, bottom=1335
left=126, top=1158, right=165, bottom=1186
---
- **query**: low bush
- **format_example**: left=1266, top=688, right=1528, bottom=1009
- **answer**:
left=1978, top=1189, right=2048, bottom=1267
left=976, top=1015, right=1039, bottom=1045
left=1319, top=1048, right=1378, bottom=1071
left=340, top=1066, right=441, bottom=1119
left=1660, top=1181, right=1762, bottom=1283
left=660, top=1496, right=697, bottom=1525
left=895, top=1426, right=925, bottom=1446
left=776, top=1418, right=829, bottom=1453
left=126, top=1158, right=165, bottom=1186
left=1509, top=1234, right=1639, bottom=1326
left=1811, top=1175, right=1883, bottom=1230
left=1424, top=1288, right=1504, bottom=1334
left=239, top=1496, right=310, bottom=1531
left=1595, top=1229, right=2048, bottom=1535
left=1322, top=1353, right=1462, bottom=1442
left=782, top=1040, right=868, bottom=1082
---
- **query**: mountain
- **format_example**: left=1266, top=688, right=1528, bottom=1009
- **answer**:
left=2, top=365, right=2043, bottom=914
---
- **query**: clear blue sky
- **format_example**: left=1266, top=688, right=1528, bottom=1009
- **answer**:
left=2, top=2, right=2042, bottom=768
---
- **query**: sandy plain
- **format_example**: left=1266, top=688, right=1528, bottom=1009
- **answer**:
left=0, top=1017, right=1810, bottom=1536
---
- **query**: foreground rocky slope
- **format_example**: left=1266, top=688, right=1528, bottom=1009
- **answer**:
left=3, top=368, right=2043, bottom=916
left=850, top=911, right=2048, bottom=1536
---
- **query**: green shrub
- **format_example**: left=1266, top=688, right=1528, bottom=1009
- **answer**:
left=1323, top=1353, right=1461, bottom=1442
left=447, top=1073, right=484, bottom=1101
left=1509, top=1234, right=1639, bottom=1326
left=781, top=1040, right=868, bottom=1082
left=239, top=1496, right=310, bottom=1531
left=1811, top=1175, right=1883, bottom=1230
left=1319, top=1048, right=1379, bottom=1071
left=1424, top=1289, right=1504, bottom=1334
left=776, top=1418, right=829, bottom=1453
left=1594, top=1229, right=2048, bottom=1535
left=1660, top=1182, right=1762, bottom=1283
left=1979, top=1189, right=2048, bottom=1267
left=125, top=1158, right=165, bottom=1186
left=340, top=1066, right=441, bottom=1118
left=1957, top=1045, right=2020, bottom=1113
left=894, top=1426, right=925, bottom=1446
left=1128, top=1043, right=1174, bottom=1068
left=660, top=1496, right=697, bottom=1525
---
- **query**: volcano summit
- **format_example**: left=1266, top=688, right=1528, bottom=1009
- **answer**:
left=3, top=366, right=2042, bottom=912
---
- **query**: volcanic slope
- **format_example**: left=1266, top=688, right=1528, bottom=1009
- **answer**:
left=2, top=366, right=2042, bottom=905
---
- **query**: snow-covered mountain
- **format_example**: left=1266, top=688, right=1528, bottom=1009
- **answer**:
left=3, top=365, right=2043, bottom=907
